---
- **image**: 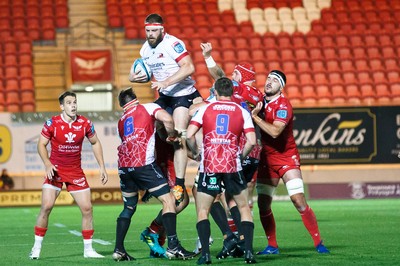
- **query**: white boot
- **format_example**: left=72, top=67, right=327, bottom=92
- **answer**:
left=84, top=248, right=104, bottom=258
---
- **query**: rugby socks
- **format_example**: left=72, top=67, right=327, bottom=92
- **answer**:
left=33, top=226, right=47, bottom=249
left=210, top=202, right=231, bottom=236
left=196, top=219, right=211, bottom=255
left=149, top=209, right=163, bottom=234
left=115, top=217, right=131, bottom=251
left=82, top=229, right=94, bottom=250
left=230, top=206, right=243, bottom=236
left=260, top=209, right=278, bottom=247
left=300, top=205, right=322, bottom=247
left=241, top=221, right=254, bottom=252
left=163, top=212, right=178, bottom=248
left=34, top=226, right=47, bottom=237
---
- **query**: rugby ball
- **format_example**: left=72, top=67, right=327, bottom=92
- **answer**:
left=131, top=58, right=152, bottom=82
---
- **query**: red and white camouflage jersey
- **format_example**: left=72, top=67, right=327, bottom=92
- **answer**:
left=41, top=114, right=95, bottom=168
left=190, top=100, right=255, bottom=173
left=117, top=103, right=162, bottom=167
left=140, top=33, right=196, bottom=97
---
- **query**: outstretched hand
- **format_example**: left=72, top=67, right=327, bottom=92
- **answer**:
left=200, top=42, right=213, bottom=58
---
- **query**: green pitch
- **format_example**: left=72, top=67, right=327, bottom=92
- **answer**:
left=1, top=199, right=399, bottom=265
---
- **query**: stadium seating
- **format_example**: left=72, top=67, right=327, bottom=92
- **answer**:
left=3, top=0, right=399, bottom=112
left=0, top=0, right=70, bottom=112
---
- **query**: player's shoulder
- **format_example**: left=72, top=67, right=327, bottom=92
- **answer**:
left=76, top=115, right=92, bottom=125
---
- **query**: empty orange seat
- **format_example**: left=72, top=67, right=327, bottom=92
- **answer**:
left=346, top=84, right=361, bottom=104
left=281, top=60, right=296, bottom=74
left=375, top=84, right=391, bottom=103
left=328, top=72, right=344, bottom=86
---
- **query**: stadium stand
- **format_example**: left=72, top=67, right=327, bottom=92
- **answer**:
left=1, top=0, right=399, bottom=112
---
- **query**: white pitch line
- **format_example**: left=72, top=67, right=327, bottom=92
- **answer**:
left=54, top=223, right=66, bottom=228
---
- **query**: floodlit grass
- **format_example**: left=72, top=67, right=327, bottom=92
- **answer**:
left=0, top=199, right=399, bottom=265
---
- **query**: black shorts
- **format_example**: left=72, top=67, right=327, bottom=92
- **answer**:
left=242, top=157, right=259, bottom=183
left=118, top=162, right=169, bottom=197
left=155, top=90, right=201, bottom=111
left=197, top=171, right=247, bottom=197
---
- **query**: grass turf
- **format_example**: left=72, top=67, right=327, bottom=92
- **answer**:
left=0, top=199, right=399, bottom=265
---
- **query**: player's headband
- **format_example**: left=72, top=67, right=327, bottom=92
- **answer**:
left=145, top=22, right=164, bottom=29
left=269, top=71, right=286, bottom=88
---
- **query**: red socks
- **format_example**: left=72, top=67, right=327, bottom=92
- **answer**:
left=259, top=209, right=278, bottom=247
left=149, top=220, right=162, bottom=234
left=81, top=229, right=94, bottom=240
left=34, top=226, right=48, bottom=237
left=300, top=205, right=321, bottom=246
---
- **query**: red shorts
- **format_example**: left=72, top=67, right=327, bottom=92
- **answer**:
left=43, top=166, right=89, bottom=192
left=257, top=153, right=300, bottom=182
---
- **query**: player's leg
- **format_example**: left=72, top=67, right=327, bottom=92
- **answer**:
left=230, top=177, right=256, bottom=264
left=113, top=170, right=139, bottom=261
left=152, top=184, right=195, bottom=260
left=72, top=188, right=104, bottom=258
left=283, top=169, right=329, bottom=253
left=256, top=164, right=280, bottom=255
left=29, top=185, right=60, bottom=259
left=195, top=172, right=220, bottom=264
left=172, top=106, right=189, bottom=182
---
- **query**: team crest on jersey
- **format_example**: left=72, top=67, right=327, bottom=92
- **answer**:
left=65, top=132, right=76, bottom=143
left=277, top=110, right=288, bottom=119
left=157, top=53, right=164, bottom=58
left=46, top=119, right=52, bottom=126
left=172, top=42, right=184, bottom=53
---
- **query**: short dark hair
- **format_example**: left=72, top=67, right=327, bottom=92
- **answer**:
left=58, top=91, right=76, bottom=104
left=118, top=87, right=137, bottom=107
left=214, top=77, right=233, bottom=97
left=145, top=13, right=163, bottom=24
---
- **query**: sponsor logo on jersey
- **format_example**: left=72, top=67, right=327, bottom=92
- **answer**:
left=73, top=125, right=82, bottom=131
left=157, top=53, right=164, bottom=58
left=277, top=110, right=287, bottom=119
left=46, top=119, right=52, bottom=126
left=173, top=42, right=184, bottom=53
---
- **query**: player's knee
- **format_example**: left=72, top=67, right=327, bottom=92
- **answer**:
left=256, top=183, right=276, bottom=197
left=119, top=195, right=138, bottom=219
left=285, top=178, right=304, bottom=197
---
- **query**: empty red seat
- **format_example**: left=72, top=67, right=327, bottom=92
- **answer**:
left=285, top=85, right=301, bottom=102
left=357, top=71, right=372, bottom=85
left=360, top=84, right=376, bottom=103
left=281, top=60, right=297, bottom=74
left=314, top=72, right=329, bottom=86
left=338, top=47, right=352, bottom=60
left=375, top=84, right=391, bottom=103
left=311, top=60, right=325, bottom=72
left=346, top=84, right=361, bottom=103
left=323, top=47, right=337, bottom=60
left=342, top=72, right=357, bottom=85
left=372, top=71, right=386, bottom=84
left=301, top=85, right=317, bottom=105
left=316, top=85, right=332, bottom=104
left=331, top=85, right=347, bottom=101
left=354, top=59, right=370, bottom=72
left=299, top=73, right=313, bottom=86
left=369, top=59, right=383, bottom=71
left=328, top=72, right=344, bottom=86
left=280, top=49, right=295, bottom=61
left=326, top=60, right=340, bottom=72
left=387, top=71, right=400, bottom=84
